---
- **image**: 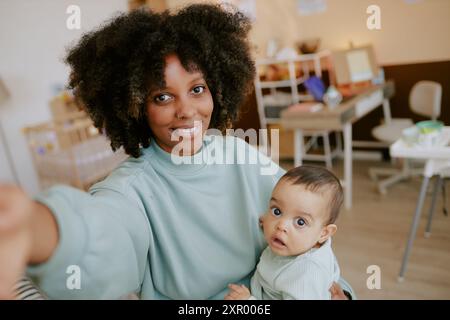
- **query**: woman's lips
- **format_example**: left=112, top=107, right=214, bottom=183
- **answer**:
left=170, top=122, right=202, bottom=138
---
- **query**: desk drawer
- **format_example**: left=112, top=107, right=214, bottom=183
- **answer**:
left=355, top=89, right=383, bottom=118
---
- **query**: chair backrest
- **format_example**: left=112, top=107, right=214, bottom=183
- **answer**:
left=409, top=81, right=442, bottom=120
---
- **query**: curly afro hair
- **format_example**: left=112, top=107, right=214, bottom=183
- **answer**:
left=65, top=4, right=256, bottom=158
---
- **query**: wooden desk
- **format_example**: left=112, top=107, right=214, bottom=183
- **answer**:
left=280, top=81, right=395, bottom=209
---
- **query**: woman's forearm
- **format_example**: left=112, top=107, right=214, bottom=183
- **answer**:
left=28, top=202, right=59, bottom=265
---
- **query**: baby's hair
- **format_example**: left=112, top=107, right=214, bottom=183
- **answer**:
left=281, top=166, right=343, bottom=224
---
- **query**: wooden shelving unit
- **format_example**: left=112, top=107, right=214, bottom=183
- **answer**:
left=254, top=50, right=340, bottom=166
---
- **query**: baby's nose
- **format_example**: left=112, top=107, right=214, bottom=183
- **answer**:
left=276, top=219, right=289, bottom=232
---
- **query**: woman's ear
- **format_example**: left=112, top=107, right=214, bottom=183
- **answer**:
left=259, top=216, right=264, bottom=228
left=318, top=224, right=337, bottom=244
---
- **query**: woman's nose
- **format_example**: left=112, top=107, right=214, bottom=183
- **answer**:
left=175, top=97, right=196, bottom=120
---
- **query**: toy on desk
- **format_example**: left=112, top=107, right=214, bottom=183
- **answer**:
left=323, top=85, right=343, bottom=109
left=401, top=126, right=420, bottom=146
left=304, top=76, right=342, bottom=109
left=401, top=120, right=445, bottom=147
left=304, top=76, right=326, bottom=101
left=416, top=120, right=444, bottom=147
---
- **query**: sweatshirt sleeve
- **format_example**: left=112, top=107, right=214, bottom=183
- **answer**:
left=26, top=184, right=150, bottom=299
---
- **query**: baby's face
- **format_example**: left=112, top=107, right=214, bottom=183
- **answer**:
left=261, top=179, right=333, bottom=256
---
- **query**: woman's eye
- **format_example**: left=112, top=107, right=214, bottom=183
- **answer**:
left=191, top=85, right=205, bottom=95
left=296, top=218, right=306, bottom=227
left=271, top=208, right=282, bottom=216
left=154, top=94, right=171, bottom=103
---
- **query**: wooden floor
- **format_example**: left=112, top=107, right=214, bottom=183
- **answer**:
left=280, top=159, right=450, bottom=299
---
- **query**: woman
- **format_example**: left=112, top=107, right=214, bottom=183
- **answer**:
left=0, top=4, right=351, bottom=300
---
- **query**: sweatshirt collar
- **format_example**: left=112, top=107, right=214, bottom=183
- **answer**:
left=142, top=136, right=213, bottom=175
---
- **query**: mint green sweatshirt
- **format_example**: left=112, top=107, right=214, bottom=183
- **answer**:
left=28, top=135, right=284, bottom=299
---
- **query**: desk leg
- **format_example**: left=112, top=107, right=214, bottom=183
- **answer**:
left=294, top=129, right=304, bottom=167
left=343, top=123, right=352, bottom=209
left=425, top=176, right=442, bottom=237
left=398, top=176, right=430, bottom=281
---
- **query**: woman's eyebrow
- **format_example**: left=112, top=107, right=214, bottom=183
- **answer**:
left=151, top=76, right=205, bottom=92
left=189, top=76, right=205, bottom=84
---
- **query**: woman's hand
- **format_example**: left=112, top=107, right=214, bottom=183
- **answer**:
left=0, top=185, right=59, bottom=299
left=224, top=284, right=251, bottom=300
left=0, top=185, right=33, bottom=299
left=330, top=282, right=349, bottom=300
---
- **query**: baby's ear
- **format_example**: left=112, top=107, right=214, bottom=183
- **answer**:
left=319, top=224, right=337, bottom=244
left=259, top=216, right=264, bottom=228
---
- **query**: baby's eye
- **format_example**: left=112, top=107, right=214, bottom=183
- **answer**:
left=271, top=208, right=282, bottom=216
left=191, top=85, right=205, bottom=95
left=154, top=94, right=171, bottom=103
left=295, top=218, right=307, bottom=227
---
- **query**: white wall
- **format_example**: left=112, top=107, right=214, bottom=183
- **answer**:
left=296, top=0, right=450, bottom=65
left=0, top=0, right=127, bottom=195
left=168, top=0, right=450, bottom=64
left=0, top=132, right=15, bottom=182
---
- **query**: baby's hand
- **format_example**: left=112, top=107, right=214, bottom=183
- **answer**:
left=224, top=284, right=251, bottom=300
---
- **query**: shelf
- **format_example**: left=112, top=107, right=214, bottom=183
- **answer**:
left=262, top=93, right=314, bottom=105
left=255, top=50, right=331, bottom=66
left=258, top=76, right=306, bottom=89
left=255, top=50, right=331, bottom=133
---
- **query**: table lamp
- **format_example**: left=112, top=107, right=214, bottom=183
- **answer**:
left=0, top=77, right=20, bottom=185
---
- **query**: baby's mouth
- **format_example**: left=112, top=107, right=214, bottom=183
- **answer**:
left=270, top=235, right=287, bottom=249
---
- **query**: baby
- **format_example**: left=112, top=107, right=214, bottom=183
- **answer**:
left=226, top=165, right=343, bottom=300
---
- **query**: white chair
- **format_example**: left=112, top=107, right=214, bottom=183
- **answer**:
left=369, top=81, right=442, bottom=194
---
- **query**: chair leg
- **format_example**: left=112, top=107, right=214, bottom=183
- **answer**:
left=369, top=159, right=416, bottom=194
left=301, top=131, right=338, bottom=168
left=311, top=134, right=319, bottom=149
left=377, top=172, right=408, bottom=195
left=369, top=167, right=401, bottom=182
left=335, top=131, right=342, bottom=157
left=442, top=179, right=448, bottom=216
left=323, top=132, right=332, bottom=169
left=398, top=176, right=430, bottom=281
left=425, top=176, right=442, bottom=238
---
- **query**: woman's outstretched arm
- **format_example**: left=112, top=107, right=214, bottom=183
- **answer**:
left=0, top=185, right=58, bottom=299
left=0, top=182, right=150, bottom=300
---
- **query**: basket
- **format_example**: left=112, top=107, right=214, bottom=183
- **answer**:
left=23, top=116, right=128, bottom=191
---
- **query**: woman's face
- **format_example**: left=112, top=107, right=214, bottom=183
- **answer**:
left=147, top=55, right=214, bottom=156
